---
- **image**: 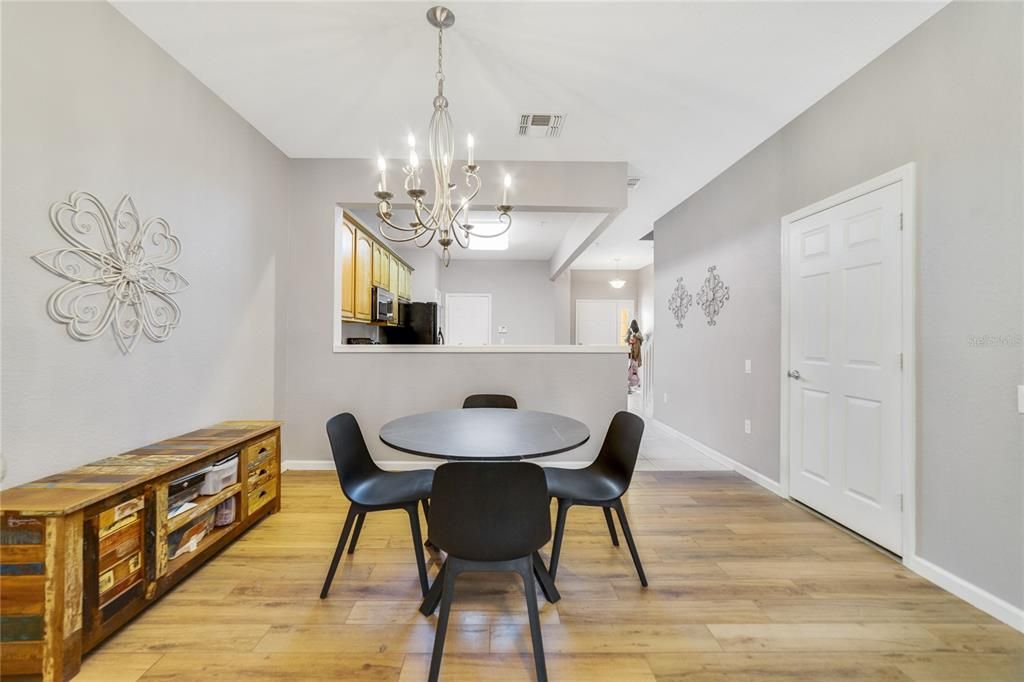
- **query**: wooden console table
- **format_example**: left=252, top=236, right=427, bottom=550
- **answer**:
left=0, top=421, right=281, bottom=681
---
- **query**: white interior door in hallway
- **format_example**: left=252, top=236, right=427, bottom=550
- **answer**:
left=445, top=293, right=492, bottom=346
left=785, top=181, right=905, bottom=553
left=576, top=299, right=634, bottom=346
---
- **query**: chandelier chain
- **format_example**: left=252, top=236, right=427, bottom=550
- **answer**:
left=436, top=27, right=444, bottom=86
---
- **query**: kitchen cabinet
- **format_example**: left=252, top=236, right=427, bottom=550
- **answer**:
left=354, top=231, right=373, bottom=321
left=340, top=220, right=355, bottom=319
left=339, top=210, right=414, bottom=325
left=372, top=243, right=383, bottom=286
left=389, top=258, right=399, bottom=300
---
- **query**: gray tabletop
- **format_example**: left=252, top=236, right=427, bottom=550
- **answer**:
left=379, top=408, right=590, bottom=461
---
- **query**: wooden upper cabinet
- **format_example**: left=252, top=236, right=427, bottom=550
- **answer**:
left=372, top=243, right=383, bottom=286
left=340, top=220, right=355, bottom=319
left=354, top=231, right=373, bottom=321
left=380, top=251, right=391, bottom=290
left=389, top=258, right=399, bottom=298
left=399, top=265, right=411, bottom=300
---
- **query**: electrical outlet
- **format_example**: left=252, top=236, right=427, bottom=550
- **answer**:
left=663, top=392, right=669, bottom=404
left=744, top=419, right=751, bottom=434
left=745, top=359, right=751, bottom=374
left=1018, top=385, right=1024, bottom=414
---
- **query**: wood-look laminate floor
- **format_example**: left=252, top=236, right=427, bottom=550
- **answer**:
left=79, top=471, right=1023, bottom=681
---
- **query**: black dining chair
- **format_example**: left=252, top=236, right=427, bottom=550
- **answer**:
left=320, top=413, right=432, bottom=598
left=424, top=462, right=550, bottom=682
left=462, top=394, right=518, bottom=409
left=544, top=411, right=648, bottom=586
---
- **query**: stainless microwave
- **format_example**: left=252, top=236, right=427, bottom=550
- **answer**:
left=372, top=287, right=394, bottom=322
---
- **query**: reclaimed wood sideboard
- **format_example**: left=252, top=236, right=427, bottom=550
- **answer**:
left=0, top=421, right=282, bottom=681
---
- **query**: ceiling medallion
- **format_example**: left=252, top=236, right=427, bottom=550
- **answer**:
left=697, top=265, right=730, bottom=326
left=32, top=192, right=189, bottom=354
left=667, top=276, right=693, bottom=328
left=372, top=6, right=513, bottom=267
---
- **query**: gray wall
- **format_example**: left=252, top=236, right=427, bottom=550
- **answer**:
left=1, top=1, right=288, bottom=487
left=653, top=1, right=1023, bottom=607
left=438, top=260, right=566, bottom=345
left=282, top=159, right=626, bottom=465
left=569, top=269, right=639, bottom=344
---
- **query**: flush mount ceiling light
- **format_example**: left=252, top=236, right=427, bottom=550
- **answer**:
left=609, top=258, right=626, bottom=289
left=372, top=6, right=513, bottom=267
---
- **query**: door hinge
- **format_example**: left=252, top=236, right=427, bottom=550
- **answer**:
left=898, top=212, right=904, bottom=231
left=897, top=493, right=904, bottom=511
left=898, top=352, right=904, bottom=370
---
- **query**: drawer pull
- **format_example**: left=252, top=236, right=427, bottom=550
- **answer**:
left=258, top=447, right=269, bottom=455
left=258, top=468, right=268, bottom=477
left=257, top=490, right=267, bottom=499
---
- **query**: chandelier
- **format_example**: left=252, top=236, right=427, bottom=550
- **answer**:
left=373, top=6, right=513, bottom=267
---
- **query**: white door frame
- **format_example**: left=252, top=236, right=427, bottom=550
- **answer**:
left=444, top=293, right=493, bottom=346
left=779, top=162, right=917, bottom=558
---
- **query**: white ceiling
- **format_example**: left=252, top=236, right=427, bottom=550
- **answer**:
left=351, top=209, right=606, bottom=262
left=114, top=1, right=944, bottom=270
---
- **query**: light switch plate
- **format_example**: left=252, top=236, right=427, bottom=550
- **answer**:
left=744, top=419, right=751, bottom=434
left=1018, top=385, right=1024, bottom=414
left=745, top=359, right=751, bottom=374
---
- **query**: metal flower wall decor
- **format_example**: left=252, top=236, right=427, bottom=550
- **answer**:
left=696, top=265, right=730, bottom=326
left=32, top=192, right=189, bottom=354
left=667, top=277, right=693, bottom=328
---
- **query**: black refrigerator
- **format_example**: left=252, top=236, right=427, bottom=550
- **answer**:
left=383, top=302, right=441, bottom=344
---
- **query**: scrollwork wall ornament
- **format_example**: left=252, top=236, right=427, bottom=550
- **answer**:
left=696, top=265, right=730, bottom=326
left=32, top=192, right=189, bottom=354
left=667, top=277, right=693, bottom=328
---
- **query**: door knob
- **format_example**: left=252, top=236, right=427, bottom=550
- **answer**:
left=787, top=370, right=801, bottom=380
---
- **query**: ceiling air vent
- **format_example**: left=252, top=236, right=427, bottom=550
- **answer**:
left=518, top=113, right=565, bottom=138
left=627, top=176, right=641, bottom=189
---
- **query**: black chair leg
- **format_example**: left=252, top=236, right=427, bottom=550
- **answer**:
left=321, top=506, right=358, bottom=598
left=517, top=556, right=548, bottom=682
left=531, top=552, right=561, bottom=604
left=602, top=506, right=620, bottom=547
left=548, top=498, right=571, bottom=580
left=612, top=498, right=647, bottom=587
left=421, top=498, right=437, bottom=551
left=406, top=504, right=430, bottom=597
left=428, top=557, right=459, bottom=682
left=419, top=560, right=446, bottom=616
left=347, top=513, right=365, bottom=554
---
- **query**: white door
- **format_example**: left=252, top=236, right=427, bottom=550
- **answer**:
left=576, top=299, right=634, bottom=346
left=787, top=182, right=903, bottom=553
left=445, top=293, right=491, bottom=346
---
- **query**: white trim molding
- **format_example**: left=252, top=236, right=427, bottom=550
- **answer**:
left=648, top=420, right=783, bottom=496
left=779, top=162, right=918, bottom=559
left=904, top=554, right=1024, bottom=633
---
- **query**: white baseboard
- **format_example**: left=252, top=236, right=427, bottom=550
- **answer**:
left=904, top=554, right=1024, bottom=633
left=648, top=419, right=784, bottom=496
left=283, top=459, right=591, bottom=472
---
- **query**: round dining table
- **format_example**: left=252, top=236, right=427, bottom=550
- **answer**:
left=379, top=408, right=588, bottom=611
left=379, top=408, right=590, bottom=461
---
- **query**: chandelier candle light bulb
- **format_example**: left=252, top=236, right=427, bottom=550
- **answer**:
left=371, top=5, right=514, bottom=267
left=377, top=157, right=387, bottom=192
